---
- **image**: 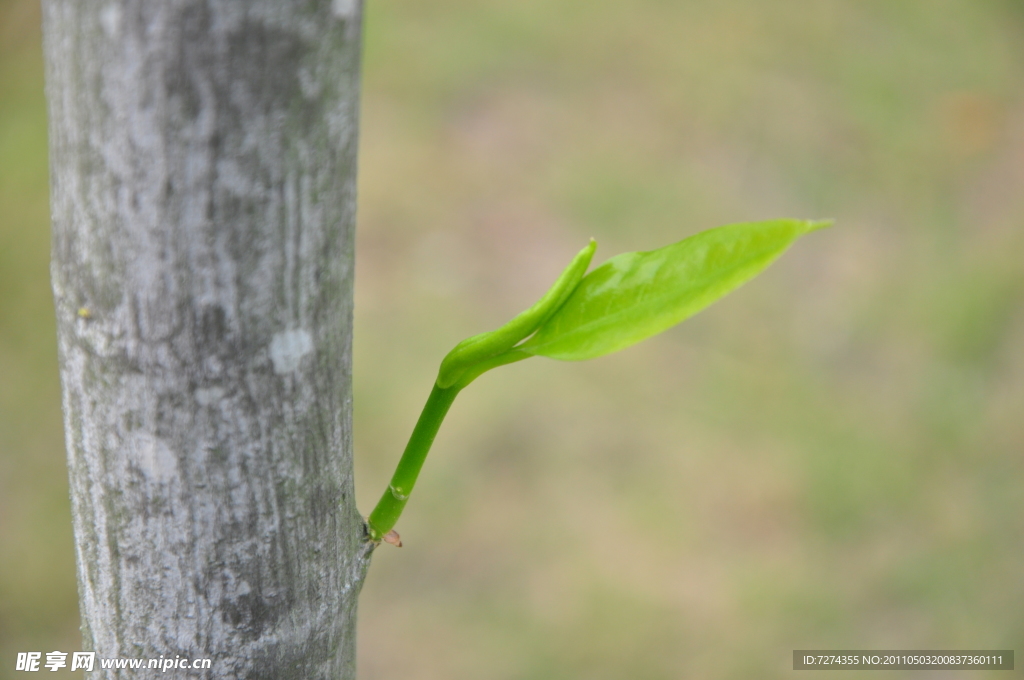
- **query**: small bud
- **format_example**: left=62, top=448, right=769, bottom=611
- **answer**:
left=382, top=530, right=402, bottom=547
left=77, top=307, right=92, bottom=319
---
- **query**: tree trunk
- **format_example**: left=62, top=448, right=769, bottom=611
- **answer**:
left=43, top=1, right=372, bottom=677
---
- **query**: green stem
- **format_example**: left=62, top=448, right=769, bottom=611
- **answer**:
left=366, top=384, right=461, bottom=540
left=365, top=349, right=533, bottom=541
left=449, top=348, right=531, bottom=390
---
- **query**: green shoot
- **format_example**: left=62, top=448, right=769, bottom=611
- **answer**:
left=365, top=218, right=831, bottom=542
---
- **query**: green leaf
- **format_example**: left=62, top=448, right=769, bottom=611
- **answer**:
left=518, top=219, right=831, bottom=361
left=435, top=239, right=597, bottom=388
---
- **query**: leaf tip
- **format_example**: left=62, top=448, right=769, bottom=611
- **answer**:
left=802, top=218, right=835, bottom=233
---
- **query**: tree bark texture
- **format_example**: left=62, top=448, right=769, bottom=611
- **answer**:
left=43, top=1, right=371, bottom=677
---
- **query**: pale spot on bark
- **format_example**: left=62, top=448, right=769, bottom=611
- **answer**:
left=195, top=386, right=226, bottom=406
left=99, top=4, right=121, bottom=37
left=131, top=432, right=178, bottom=483
left=332, top=0, right=356, bottom=18
left=270, top=328, right=313, bottom=374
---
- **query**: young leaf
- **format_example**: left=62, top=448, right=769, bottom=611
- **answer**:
left=435, top=239, right=596, bottom=388
left=518, top=219, right=831, bottom=361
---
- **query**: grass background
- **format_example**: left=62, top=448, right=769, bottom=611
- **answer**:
left=2, top=0, right=1023, bottom=678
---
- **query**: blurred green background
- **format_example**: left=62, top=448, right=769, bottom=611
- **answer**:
left=2, top=0, right=1023, bottom=678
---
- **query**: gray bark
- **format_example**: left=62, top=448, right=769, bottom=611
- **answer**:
left=43, top=1, right=372, bottom=678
